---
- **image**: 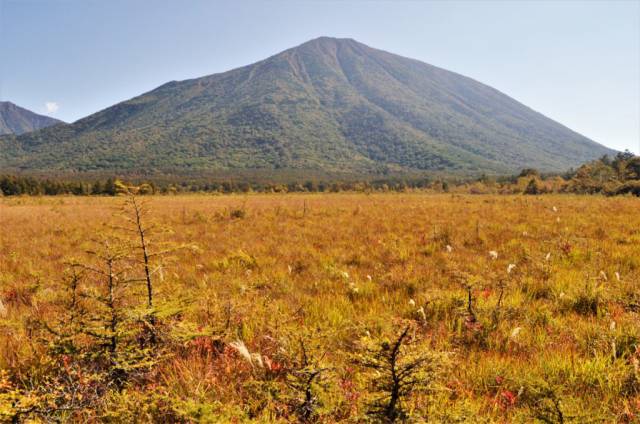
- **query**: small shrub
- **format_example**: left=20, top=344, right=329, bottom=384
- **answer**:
left=229, top=208, right=246, bottom=219
left=354, top=326, right=447, bottom=422
left=571, top=283, right=605, bottom=317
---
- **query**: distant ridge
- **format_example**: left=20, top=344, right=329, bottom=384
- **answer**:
left=0, top=37, right=615, bottom=176
left=0, top=101, right=63, bottom=136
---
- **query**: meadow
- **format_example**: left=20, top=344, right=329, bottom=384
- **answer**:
left=1, top=193, right=639, bottom=423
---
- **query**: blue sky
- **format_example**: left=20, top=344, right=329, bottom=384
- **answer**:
left=0, top=0, right=638, bottom=153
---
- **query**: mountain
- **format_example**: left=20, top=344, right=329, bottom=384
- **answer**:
left=0, top=102, right=63, bottom=136
left=0, top=37, right=615, bottom=176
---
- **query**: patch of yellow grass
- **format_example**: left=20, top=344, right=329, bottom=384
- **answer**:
left=1, top=193, right=639, bottom=421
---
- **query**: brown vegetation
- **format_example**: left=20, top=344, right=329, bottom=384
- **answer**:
left=1, top=193, right=639, bottom=422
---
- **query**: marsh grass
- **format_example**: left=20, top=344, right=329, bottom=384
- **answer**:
left=0, top=193, right=639, bottom=422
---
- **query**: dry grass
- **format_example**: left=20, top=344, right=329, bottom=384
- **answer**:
left=1, top=193, right=639, bottom=422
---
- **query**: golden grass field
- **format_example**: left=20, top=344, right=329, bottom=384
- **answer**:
left=1, top=193, right=639, bottom=423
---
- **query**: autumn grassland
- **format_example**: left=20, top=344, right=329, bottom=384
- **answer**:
left=1, top=193, right=639, bottom=422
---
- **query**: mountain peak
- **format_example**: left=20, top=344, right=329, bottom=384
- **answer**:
left=302, top=36, right=357, bottom=44
left=0, top=101, right=18, bottom=110
left=0, top=39, right=614, bottom=175
left=291, top=36, right=364, bottom=53
left=0, top=101, right=63, bottom=136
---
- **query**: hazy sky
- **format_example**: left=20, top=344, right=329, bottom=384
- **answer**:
left=1, top=0, right=638, bottom=153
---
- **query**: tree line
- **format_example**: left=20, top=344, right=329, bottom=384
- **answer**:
left=1, top=151, right=638, bottom=197
left=0, top=175, right=440, bottom=196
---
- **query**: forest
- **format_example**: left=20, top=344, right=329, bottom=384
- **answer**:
left=1, top=151, right=639, bottom=197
